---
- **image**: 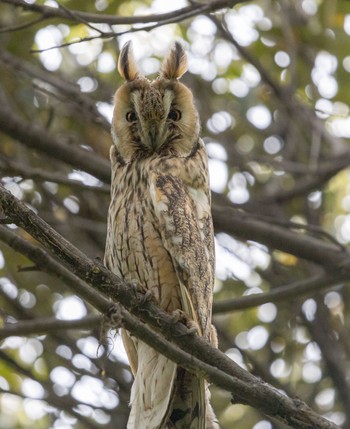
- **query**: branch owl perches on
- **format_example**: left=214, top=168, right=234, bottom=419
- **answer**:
left=105, top=41, right=219, bottom=429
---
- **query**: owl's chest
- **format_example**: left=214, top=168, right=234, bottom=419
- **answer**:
left=109, top=159, right=164, bottom=232
left=109, top=172, right=158, bottom=252
left=106, top=168, right=180, bottom=307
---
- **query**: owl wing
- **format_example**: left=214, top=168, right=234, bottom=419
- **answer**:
left=150, top=172, right=214, bottom=339
left=150, top=171, right=214, bottom=429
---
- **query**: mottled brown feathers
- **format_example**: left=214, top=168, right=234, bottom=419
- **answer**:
left=106, top=43, right=219, bottom=429
left=112, top=43, right=199, bottom=161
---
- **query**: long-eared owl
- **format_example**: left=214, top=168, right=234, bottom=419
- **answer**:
left=104, top=41, right=219, bottom=429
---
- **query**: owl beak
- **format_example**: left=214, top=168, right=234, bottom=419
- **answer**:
left=149, top=122, right=158, bottom=149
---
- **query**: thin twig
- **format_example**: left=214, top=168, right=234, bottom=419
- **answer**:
left=0, top=314, right=100, bottom=339
left=0, top=0, right=246, bottom=26
left=0, top=16, right=44, bottom=33
left=213, top=274, right=344, bottom=314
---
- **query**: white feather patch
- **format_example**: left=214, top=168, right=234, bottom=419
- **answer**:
left=127, top=342, right=177, bottom=429
left=150, top=181, right=168, bottom=216
left=111, top=126, right=120, bottom=147
left=187, top=186, right=208, bottom=219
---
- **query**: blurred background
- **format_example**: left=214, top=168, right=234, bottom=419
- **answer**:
left=1, top=0, right=350, bottom=428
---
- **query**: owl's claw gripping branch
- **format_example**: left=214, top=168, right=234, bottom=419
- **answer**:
left=139, top=289, right=155, bottom=304
left=99, top=303, right=124, bottom=347
left=170, top=309, right=198, bottom=336
left=105, top=303, right=123, bottom=327
left=129, top=280, right=156, bottom=304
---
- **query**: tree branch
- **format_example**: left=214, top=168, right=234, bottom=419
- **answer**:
left=0, top=314, right=100, bottom=339
left=0, top=186, right=341, bottom=429
left=213, top=273, right=345, bottom=314
left=0, top=0, right=247, bottom=26
left=0, top=157, right=110, bottom=194
left=304, top=300, right=350, bottom=425
left=211, top=200, right=350, bottom=269
left=262, top=151, right=350, bottom=203
left=0, top=48, right=110, bottom=131
left=0, top=348, right=105, bottom=429
left=0, top=92, right=110, bottom=183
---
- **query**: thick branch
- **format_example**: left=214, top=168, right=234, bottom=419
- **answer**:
left=0, top=186, right=340, bottom=429
left=211, top=200, right=350, bottom=269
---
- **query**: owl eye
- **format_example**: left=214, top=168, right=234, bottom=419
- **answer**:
left=168, top=109, right=181, bottom=121
left=126, top=111, right=137, bottom=122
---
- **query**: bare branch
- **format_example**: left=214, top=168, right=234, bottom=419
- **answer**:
left=0, top=187, right=341, bottom=429
left=0, top=0, right=247, bottom=26
left=0, top=15, right=44, bottom=33
left=0, top=314, right=100, bottom=339
left=213, top=273, right=345, bottom=314
left=211, top=198, right=350, bottom=269
left=305, top=300, right=350, bottom=423
left=0, top=157, right=110, bottom=193
left=263, top=151, right=350, bottom=203
left=0, top=49, right=110, bottom=131
left=0, top=92, right=110, bottom=183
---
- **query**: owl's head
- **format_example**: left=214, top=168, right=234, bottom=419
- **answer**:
left=112, top=42, right=200, bottom=162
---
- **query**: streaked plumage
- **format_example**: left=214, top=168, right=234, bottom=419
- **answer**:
left=104, top=41, right=218, bottom=429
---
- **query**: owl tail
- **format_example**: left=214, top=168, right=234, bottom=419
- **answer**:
left=127, top=341, right=220, bottom=429
left=127, top=341, right=177, bottom=429
left=169, top=369, right=220, bottom=429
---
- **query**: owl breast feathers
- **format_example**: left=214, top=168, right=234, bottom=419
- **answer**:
left=104, top=41, right=219, bottom=429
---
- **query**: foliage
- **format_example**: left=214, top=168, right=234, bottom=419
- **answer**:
left=1, top=0, right=350, bottom=428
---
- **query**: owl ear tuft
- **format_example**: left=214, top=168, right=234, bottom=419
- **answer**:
left=160, top=42, right=188, bottom=80
left=118, top=41, right=139, bottom=81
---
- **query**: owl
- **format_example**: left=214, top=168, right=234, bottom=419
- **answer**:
left=104, top=41, right=219, bottom=429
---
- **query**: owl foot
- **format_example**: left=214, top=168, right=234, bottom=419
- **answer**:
left=129, top=280, right=156, bottom=304
left=105, top=303, right=123, bottom=328
left=99, top=303, right=123, bottom=347
left=129, top=280, right=147, bottom=296
left=171, top=309, right=198, bottom=336
left=139, top=289, right=155, bottom=304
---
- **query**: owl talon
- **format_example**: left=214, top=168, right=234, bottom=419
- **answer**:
left=171, top=309, right=187, bottom=324
left=103, top=303, right=123, bottom=330
left=130, top=280, right=146, bottom=295
left=186, top=322, right=198, bottom=335
left=139, top=289, right=155, bottom=304
left=129, top=280, right=155, bottom=304
left=171, top=310, right=198, bottom=336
